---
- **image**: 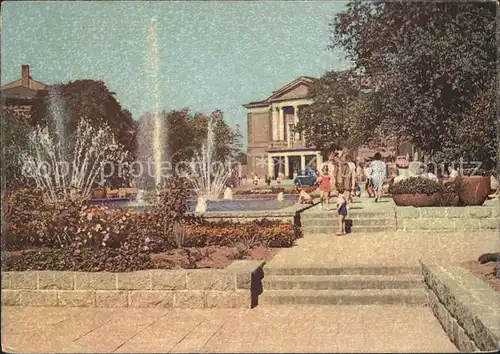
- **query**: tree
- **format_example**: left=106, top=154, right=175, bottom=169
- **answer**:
left=31, top=80, right=138, bottom=157
left=136, top=108, right=242, bottom=181
left=332, top=0, right=497, bottom=167
left=296, top=69, right=372, bottom=153
left=210, top=110, right=243, bottom=166
left=0, top=106, right=34, bottom=189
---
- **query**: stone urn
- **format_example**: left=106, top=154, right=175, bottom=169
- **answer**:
left=277, top=192, right=284, bottom=201
left=223, top=187, right=233, bottom=200
left=393, top=193, right=437, bottom=207
left=195, top=196, right=207, bottom=214
left=455, top=176, right=490, bottom=206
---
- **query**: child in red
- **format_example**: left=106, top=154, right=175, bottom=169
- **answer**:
left=318, top=169, right=332, bottom=210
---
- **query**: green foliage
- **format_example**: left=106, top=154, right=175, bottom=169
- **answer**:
left=296, top=70, right=372, bottom=153
left=138, top=109, right=243, bottom=178
left=3, top=185, right=297, bottom=272
left=331, top=0, right=497, bottom=165
left=0, top=107, right=35, bottom=189
left=31, top=80, right=137, bottom=157
left=389, top=177, right=446, bottom=196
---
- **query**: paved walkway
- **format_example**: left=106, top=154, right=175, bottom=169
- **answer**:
left=284, top=196, right=500, bottom=268
left=2, top=305, right=456, bottom=353
left=267, top=229, right=500, bottom=269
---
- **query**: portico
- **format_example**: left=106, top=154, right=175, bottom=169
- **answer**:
left=267, top=150, right=324, bottom=179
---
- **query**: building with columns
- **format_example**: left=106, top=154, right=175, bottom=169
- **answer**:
left=244, top=76, right=418, bottom=179
left=244, top=76, right=323, bottom=179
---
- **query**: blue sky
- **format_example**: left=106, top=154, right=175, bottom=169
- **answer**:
left=1, top=1, right=350, bottom=145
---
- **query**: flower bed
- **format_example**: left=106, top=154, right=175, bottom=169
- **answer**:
left=2, top=180, right=300, bottom=273
left=459, top=259, right=499, bottom=293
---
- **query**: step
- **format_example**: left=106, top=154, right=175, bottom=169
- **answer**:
left=300, top=218, right=396, bottom=227
left=301, top=225, right=396, bottom=234
left=264, top=265, right=423, bottom=276
left=301, top=212, right=395, bottom=220
left=263, top=274, right=423, bottom=290
left=258, top=288, right=427, bottom=306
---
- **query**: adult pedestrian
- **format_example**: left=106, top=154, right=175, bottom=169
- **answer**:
left=334, top=151, right=354, bottom=208
left=369, top=152, right=387, bottom=202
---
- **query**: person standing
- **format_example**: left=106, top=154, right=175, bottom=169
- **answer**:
left=335, top=152, right=354, bottom=208
left=345, top=154, right=357, bottom=204
left=336, top=193, right=348, bottom=235
left=318, top=168, right=332, bottom=210
left=369, top=152, right=387, bottom=202
left=364, top=162, right=374, bottom=198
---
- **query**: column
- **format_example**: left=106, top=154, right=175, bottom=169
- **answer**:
left=267, top=154, right=274, bottom=178
left=272, top=106, right=278, bottom=141
left=284, top=156, right=289, bottom=178
left=278, top=107, right=284, bottom=141
left=316, top=152, right=323, bottom=171
left=294, top=105, right=300, bottom=141
left=300, top=155, right=306, bottom=171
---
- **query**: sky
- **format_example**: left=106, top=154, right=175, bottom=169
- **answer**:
left=1, top=1, right=350, bottom=145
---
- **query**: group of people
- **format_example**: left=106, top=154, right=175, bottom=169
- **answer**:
left=298, top=150, right=387, bottom=236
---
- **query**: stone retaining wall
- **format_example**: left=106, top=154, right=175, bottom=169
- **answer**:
left=1, top=260, right=264, bottom=309
left=421, top=260, right=500, bottom=352
left=397, top=204, right=499, bottom=231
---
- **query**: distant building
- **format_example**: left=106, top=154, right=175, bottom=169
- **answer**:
left=244, top=76, right=417, bottom=179
left=244, top=76, right=323, bottom=179
left=1, top=64, right=47, bottom=119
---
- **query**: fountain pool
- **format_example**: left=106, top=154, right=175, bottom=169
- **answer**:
left=90, top=195, right=297, bottom=212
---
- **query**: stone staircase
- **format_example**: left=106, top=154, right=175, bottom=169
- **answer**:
left=300, top=207, right=397, bottom=235
left=259, top=265, right=427, bottom=306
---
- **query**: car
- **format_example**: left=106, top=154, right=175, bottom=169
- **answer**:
left=294, top=168, right=319, bottom=186
left=395, top=155, right=409, bottom=168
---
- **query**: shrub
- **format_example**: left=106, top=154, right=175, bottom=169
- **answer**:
left=434, top=183, right=459, bottom=207
left=388, top=177, right=446, bottom=196
left=4, top=247, right=153, bottom=272
left=3, top=188, right=85, bottom=249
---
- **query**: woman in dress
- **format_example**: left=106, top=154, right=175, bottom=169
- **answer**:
left=369, top=152, right=387, bottom=202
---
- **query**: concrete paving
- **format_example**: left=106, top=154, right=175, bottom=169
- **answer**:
left=267, top=229, right=499, bottom=269
left=2, top=305, right=457, bottom=353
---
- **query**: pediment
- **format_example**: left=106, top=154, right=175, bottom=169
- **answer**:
left=267, top=77, right=316, bottom=102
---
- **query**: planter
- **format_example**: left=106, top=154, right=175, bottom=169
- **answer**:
left=456, top=176, right=490, bottom=206
left=393, top=193, right=437, bottom=207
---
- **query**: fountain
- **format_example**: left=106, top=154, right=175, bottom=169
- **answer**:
left=223, top=187, right=233, bottom=200
left=21, top=116, right=128, bottom=203
left=147, top=17, right=164, bottom=187
left=195, top=196, right=207, bottom=214
left=182, top=114, right=231, bottom=201
left=277, top=192, right=284, bottom=201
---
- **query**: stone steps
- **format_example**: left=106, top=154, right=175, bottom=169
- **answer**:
left=259, top=265, right=426, bottom=306
left=265, top=266, right=423, bottom=276
left=259, top=288, right=427, bottom=306
left=301, top=218, right=397, bottom=227
left=263, top=274, right=424, bottom=290
left=302, top=225, right=396, bottom=234
left=302, top=211, right=395, bottom=219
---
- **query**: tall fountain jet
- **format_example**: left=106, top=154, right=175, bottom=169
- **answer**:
left=147, top=17, right=163, bottom=186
